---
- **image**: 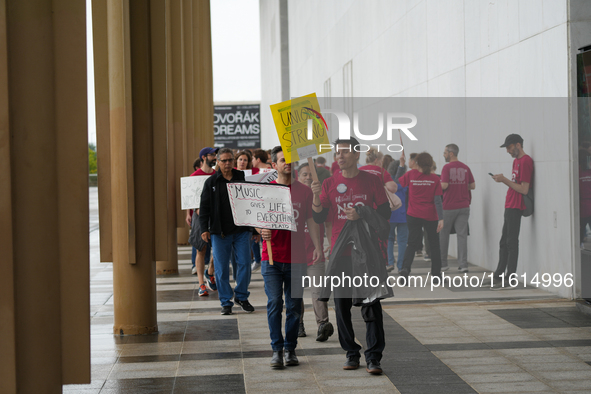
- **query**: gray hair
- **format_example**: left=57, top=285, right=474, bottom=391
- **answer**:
left=217, top=147, right=233, bottom=158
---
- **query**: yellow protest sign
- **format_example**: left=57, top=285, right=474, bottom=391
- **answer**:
left=270, top=93, right=330, bottom=163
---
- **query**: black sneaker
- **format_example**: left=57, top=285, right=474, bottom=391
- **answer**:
left=366, top=360, right=383, bottom=375
left=221, top=305, right=233, bottom=315
left=343, top=356, right=360, bottom=370
left=298, top=322, right=306, bottom=337
left=316, top=322, right=334, bottom=342
left=234, top=298, right=255, bottom=313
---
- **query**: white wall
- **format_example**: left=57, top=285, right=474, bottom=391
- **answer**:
left=259, top=0, right=586, bottom=297
left=287, top=0, right=569, bottom=98
left=259, top=0, right=283, bottom=149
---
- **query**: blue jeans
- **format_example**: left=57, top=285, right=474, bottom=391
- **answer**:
left=191, top=243, right=211, bottom=269
left=251, top=239, right=261, bottom=263
left=388, top=222, right=408, bottom=271
left=261, top=260, right=303, bottom=351
left=211, top=232, right=252, bottom=307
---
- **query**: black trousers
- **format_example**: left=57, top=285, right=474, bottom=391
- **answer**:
left=332, top=255, right=385, bottom=362
left=401, top=215, right=442, bottom=275
left=494, top=208, right=522, bottom=278
left=334, top=298, right=385, bottom=363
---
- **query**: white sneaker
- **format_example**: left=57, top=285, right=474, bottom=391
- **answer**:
left=441, top=265, right=449, bottom=272
left=191, top=266, right=197, bottom=275
left=458, top=267, right=469, bottom=273
left=251, top=261, right=261, bottom=272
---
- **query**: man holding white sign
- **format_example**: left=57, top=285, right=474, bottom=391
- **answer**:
left=258, top=146, right=323, bottom=369
left=199, top=148, right=260, bottom=315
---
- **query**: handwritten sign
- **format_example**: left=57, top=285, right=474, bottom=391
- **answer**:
left=270, top=93, right=330, bottom=163
left=226, top=183, right=296, bottom=231
left=245, top=170, right=278, bottom=184
left=180, top=175, right=210, bottom=210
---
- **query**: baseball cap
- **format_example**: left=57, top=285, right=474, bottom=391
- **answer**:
left=500, top=134, right=523, bottom=148
left=199, top=147, right=218, bottom=158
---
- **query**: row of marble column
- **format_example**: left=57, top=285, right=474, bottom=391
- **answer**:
left=0, top=0, right=214, bottom=392
left=92, top=0, right=214, bottom=336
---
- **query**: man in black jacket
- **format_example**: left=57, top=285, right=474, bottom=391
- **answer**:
left=200, top=148, right=260, bottom=315
left=311, top=138, right=392, bottom=375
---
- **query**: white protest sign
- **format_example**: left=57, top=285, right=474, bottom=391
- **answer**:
left=226, top=183, right=295, bottom=231
left=245, top=170, right=278, bottom=184
left=180, top=175, right=210, bottom=210
left=297, top=143, right=317, bottom=160
left=260, top=168, right=275, bottom=173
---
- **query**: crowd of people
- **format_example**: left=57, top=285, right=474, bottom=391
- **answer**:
left=186, top=133, right=534, bottom=374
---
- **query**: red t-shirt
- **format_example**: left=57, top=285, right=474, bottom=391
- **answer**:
left=189, top=168, right=215, bottom=216
left=331, top=161, right=340, bottom=174
left=580, top=168, right=591, bottom=218
left=305, top=222, right=325, bottom=265
left=359, top=164, right=393, bottom=184
left=262, top=180, right=312, bottom=264
left=191, top=168, right=215, bottom=176
left=320, top=170, right=388, bottom=250
left=440, top=161, right=474, bottom=210
left=505, top=155, right=534, bottom=210
left=399, top=169, right=443, bottom=221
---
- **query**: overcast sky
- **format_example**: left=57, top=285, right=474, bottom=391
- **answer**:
left=211, top=0, right=261, bottom=103
left=87, top=0, right=262, bottom=145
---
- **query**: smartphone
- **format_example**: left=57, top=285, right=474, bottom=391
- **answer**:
left=488, top=173, right=494, bottom=177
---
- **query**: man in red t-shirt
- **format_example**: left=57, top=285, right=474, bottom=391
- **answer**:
left=311, top=138, right=391, bottom=375
left=259, top=146, right=322, bottom=369
left=185, top=147, right=217, bottom=296
left=440, top=144, right=475, bottom=273
left=491, top=134, right=534, bottom=288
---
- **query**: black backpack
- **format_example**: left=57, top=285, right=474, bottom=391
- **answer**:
left=522, top=188, right=534, bottom=217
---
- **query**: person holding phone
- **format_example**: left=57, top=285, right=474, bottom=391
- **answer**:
left=490, top=134, right=534, bottom=289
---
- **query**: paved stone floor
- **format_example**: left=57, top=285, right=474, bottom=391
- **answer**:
left=67, top=188, right=591, bottom=393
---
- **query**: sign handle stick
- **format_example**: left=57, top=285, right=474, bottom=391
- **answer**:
left=267, top=240, right=274, bottom=265
left=307, top=157, right=319, bottom=182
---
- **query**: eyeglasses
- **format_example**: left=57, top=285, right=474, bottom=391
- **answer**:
left=218, top=159, right=233, bottom=163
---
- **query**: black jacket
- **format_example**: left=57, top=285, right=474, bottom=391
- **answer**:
left=199, top=169, right=252, bottom=236
left=321, top=205, right=394, bottom=306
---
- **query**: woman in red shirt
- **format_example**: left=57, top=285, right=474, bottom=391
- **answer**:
left=398, top=152, right=444, bottom=281
left=235, top=150, right=260, bottom=175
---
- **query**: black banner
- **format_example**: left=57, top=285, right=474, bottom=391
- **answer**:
left=213, top=104, right=260, bottom=149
